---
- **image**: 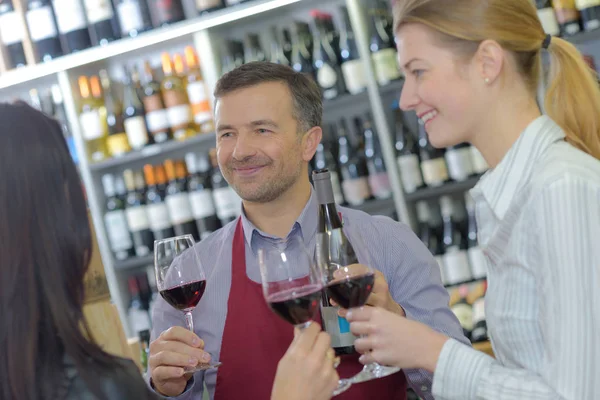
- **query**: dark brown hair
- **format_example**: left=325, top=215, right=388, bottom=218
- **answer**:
left=0, top=102, right=124, bottom=400
left=214, top=61, right=323, bottom=133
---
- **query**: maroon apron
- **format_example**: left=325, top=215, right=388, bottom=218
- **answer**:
left=214, top=219, right=408, bottom=399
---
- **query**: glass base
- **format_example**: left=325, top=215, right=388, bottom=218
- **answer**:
left=333, top=378, right=352, bottom=396
left=184, top=361, right=222, bottom=373
left=350, top=363, right=400, bottom=384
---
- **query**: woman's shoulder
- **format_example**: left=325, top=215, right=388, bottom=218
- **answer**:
left=534, top=140, right=600, bottom=190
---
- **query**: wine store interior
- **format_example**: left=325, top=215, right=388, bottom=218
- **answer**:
left=0, top=0, right=596, bottom=399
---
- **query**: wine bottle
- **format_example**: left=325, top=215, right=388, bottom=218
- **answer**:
left=465, top=193, right=487, bottom=280
left=51, top=85, right=79, bottom=163
left=83, top=0, right=118, bottom=45
left=78, top=75, right=109, bottom=162
left=575, top=0, right=600, bottom=31
left=450, top=285, right=473, bottom=340
left=470, top=281, right=488, bottom=343
left=313, top=137, right=345, bottom=205
left=418, top=124, right=448, bottom=187
left=141, top=61, right=171, bottom=143
left=445, top=143, right=475, bottom=182
left=337, top=120, right=371, bottom=206
left=415, top=201, right=446, bottom=284
left=281, top=28, right=293, bottom=64
left=395, top=109, right=423, bottom=193
left=312, top=168, right=357, bottom=356
left=123, top=169, right=155, bottom=257
left=535, top=0, right=561, bottom=36
left=26, top=0, right=63, bottom=61
left=100, top=69, right=131, bottom=157
left=164, top=159, right=200, bottom=239
left=553, top=0, right=582, bottom=36
left=0, top=0, right=27, bottom=68
left=361, top=115, right=391, bottom=200
left=115, top=0, right=150, bottom=37
left=196, top=0, right=223, bottom=14
left=123, top=66, right=150, bottom=150
left=186, top=152, right=221, bottom=240
left=440, top=196, right=472, bottom=286
left=102, top=173, right=135, bottom=261
left=470, top=146, right=488, bottom=175
left=128, top=276, right=152, bottom=336
left=339, top=6, right=367, bottom=95
left=368, top=6, right=401, bottom=85
left=144, top=164, right=176, bottom=241
left=161, top=52, right=195, bottom=141
left=150, top=0, right=184, bottom=26
left=184, top=46, right=214, bottom=133
left=52, top=0, right=92, bottom=53
left=312, top=11, right=345, bottom=100
left=243, top=33, right=266, bottom=63
left=210, top=149, right=241, bottom=226
left=291, top=22, right=314, bottom=75
left=269, top=26, right=290, bottom=66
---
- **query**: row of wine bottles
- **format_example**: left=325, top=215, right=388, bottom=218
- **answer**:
left=394, top=105, right=489, bottom=193
left=536, top=0, right=600, bottom=37
left=78, top=47, right=213, bottom=163
left=311, top=114, right=393, bottom=207
left=449, top=280, right=488, bottom=344
left=101, top=151, right=242, bottom=261
left=0, top=0, right=255, bottom=69
left=416, top=194, right=487, bottom=287
left=221, top=2, right=401, bottom=101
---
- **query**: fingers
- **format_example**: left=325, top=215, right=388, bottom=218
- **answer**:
left=290, top=322, right=321, bottom=353
left=353, top=335, right=375, bottom=354
left=358, top=353, right=376, bottom=365
left=160, top=326, right=205, bottom=348
left=311, top=331, right=332, bottom=361
left=152, top=365, right=185, bottom=382
left=345, top=306, right=374, bottom=322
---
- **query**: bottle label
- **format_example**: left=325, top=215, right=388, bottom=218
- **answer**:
left=470, top=146, right=488, bottom=174
left=342, top=177, right=371, bottom=206
left=79, top=110, right=105, bottom=141
left=26, top=6, right=58, bottom=41
left=117, top=1, right=144, bottom=34
left=107, top=133, right=131, bottom=157
left=443, top=248, right=473, bottom=285
left=372, top=48, right=401, bottom=85
left=146, top=203, right=173, bottom=231
left=321, top=305, right=356, bottom=348
left=83, top=0, right=115, bottom=23
left=104, top=210, right=133, bottom=251
left=537, top=8, right=561, bottom=36
left=317, top=63, right=338, bottom=89
left=52, top=0, right=88, bottom=33
left=125, top=206, right=150, bottom=232
left=155, top=0, right=184, bottom=23
left=189, top=190, right=217, bottom=219
left=576, top=0, right=600, bottom=10
left=124, top=116, right=149, bottom=149
left=421, top=158, right=449, bottom=187
left=472, top=297, right=486, bottom=324
left=196, top=0, right=222, bottom=10
left=341, top=59, right=367, bottom=94
left=187, top=81, right=213, bottom=124
left=129, top=308, right=151, bottom=334
left=166, top=192, right=194, bottom=224
left=445, top=147, right=474, bottom=182
left=368, top=172, right=392, bottom=199
left=451, top=302, right=474, bottom=331
left=166, top=104, right=193, bottom=129
left=213, top=187, right=241, bottom=220
left=0, top=11, right=26, bottom=45
left=329, top=170, right=345, bottom=205
left=468, top=246, right=488, bottom=280
left=397, top=154, right=423, bottom=193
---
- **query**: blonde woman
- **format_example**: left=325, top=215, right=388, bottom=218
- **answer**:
left=346, top=1, right=600, bottom=399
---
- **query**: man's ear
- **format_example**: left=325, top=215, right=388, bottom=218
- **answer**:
left=301, top=126, right=322, bottom=162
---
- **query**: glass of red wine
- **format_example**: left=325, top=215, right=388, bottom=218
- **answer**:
left=316, top=228, right=401, bottom=383
left=154, top=234, right=221, bottom=372
left=257, top=235, right=351, bottom=396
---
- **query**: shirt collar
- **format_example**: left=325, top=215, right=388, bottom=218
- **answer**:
left=470, top=115, right=566, bottom=220
left=240, top=188, right=318, bottom=250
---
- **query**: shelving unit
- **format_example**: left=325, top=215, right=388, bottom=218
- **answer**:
left=404, top=176, right=481, bottom=203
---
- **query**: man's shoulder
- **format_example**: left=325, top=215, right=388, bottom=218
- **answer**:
left=193, top=219, right=239, bottom=254
left=337, top=205, right=413, bottom=236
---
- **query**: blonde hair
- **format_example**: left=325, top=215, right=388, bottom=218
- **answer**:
left=393, top=0, right=600, bottom=159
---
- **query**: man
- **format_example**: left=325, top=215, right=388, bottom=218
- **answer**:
left=148, top=61, right=468, bottom=400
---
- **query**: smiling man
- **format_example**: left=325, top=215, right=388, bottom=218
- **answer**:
left=147, top=61, right=468, bottom=400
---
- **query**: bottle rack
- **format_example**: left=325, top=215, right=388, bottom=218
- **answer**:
left=2, top=0, right=600, bottom=337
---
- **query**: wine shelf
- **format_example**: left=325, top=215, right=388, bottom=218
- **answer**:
left=565, top=29, right=600, bottom=46
left=115, top=255, right=154, bottom=271
left=404, top=176, right=481, bottom=203
left=88, top=133, right=216, bottom=172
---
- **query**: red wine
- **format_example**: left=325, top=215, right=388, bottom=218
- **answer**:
left=267, top=285, right=322, bottom=326
left=326, top=273, right=374, bottom=309
left=160, top=280, right=207, bottom=311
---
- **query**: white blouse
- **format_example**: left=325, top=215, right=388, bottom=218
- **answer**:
left=432, top=116, right=600, bottom=399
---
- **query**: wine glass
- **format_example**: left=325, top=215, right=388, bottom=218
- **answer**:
left=154, top=234, right=221, bottom=372
left=257, top=235, right=351, bottom=396
left=316, top=228, right=401, bottom=384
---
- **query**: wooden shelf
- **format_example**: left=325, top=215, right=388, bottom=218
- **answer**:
left=404, top=176, right=481, bottom=202
left=473, top=340, right=494, bottom=357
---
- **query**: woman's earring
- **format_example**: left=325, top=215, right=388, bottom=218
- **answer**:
left=484, top=77, right=490, bottom=84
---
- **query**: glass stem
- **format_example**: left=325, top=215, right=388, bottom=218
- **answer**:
left=185, top=311, right=194, bottom=333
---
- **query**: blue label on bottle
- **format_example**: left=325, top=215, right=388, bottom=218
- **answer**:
left=67, top=136, right=78, bottom=164
left=338, top=315, right=350, bottom=333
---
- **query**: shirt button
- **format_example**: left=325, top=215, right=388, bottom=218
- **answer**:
left=421, top=386, right=429, bottom=392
